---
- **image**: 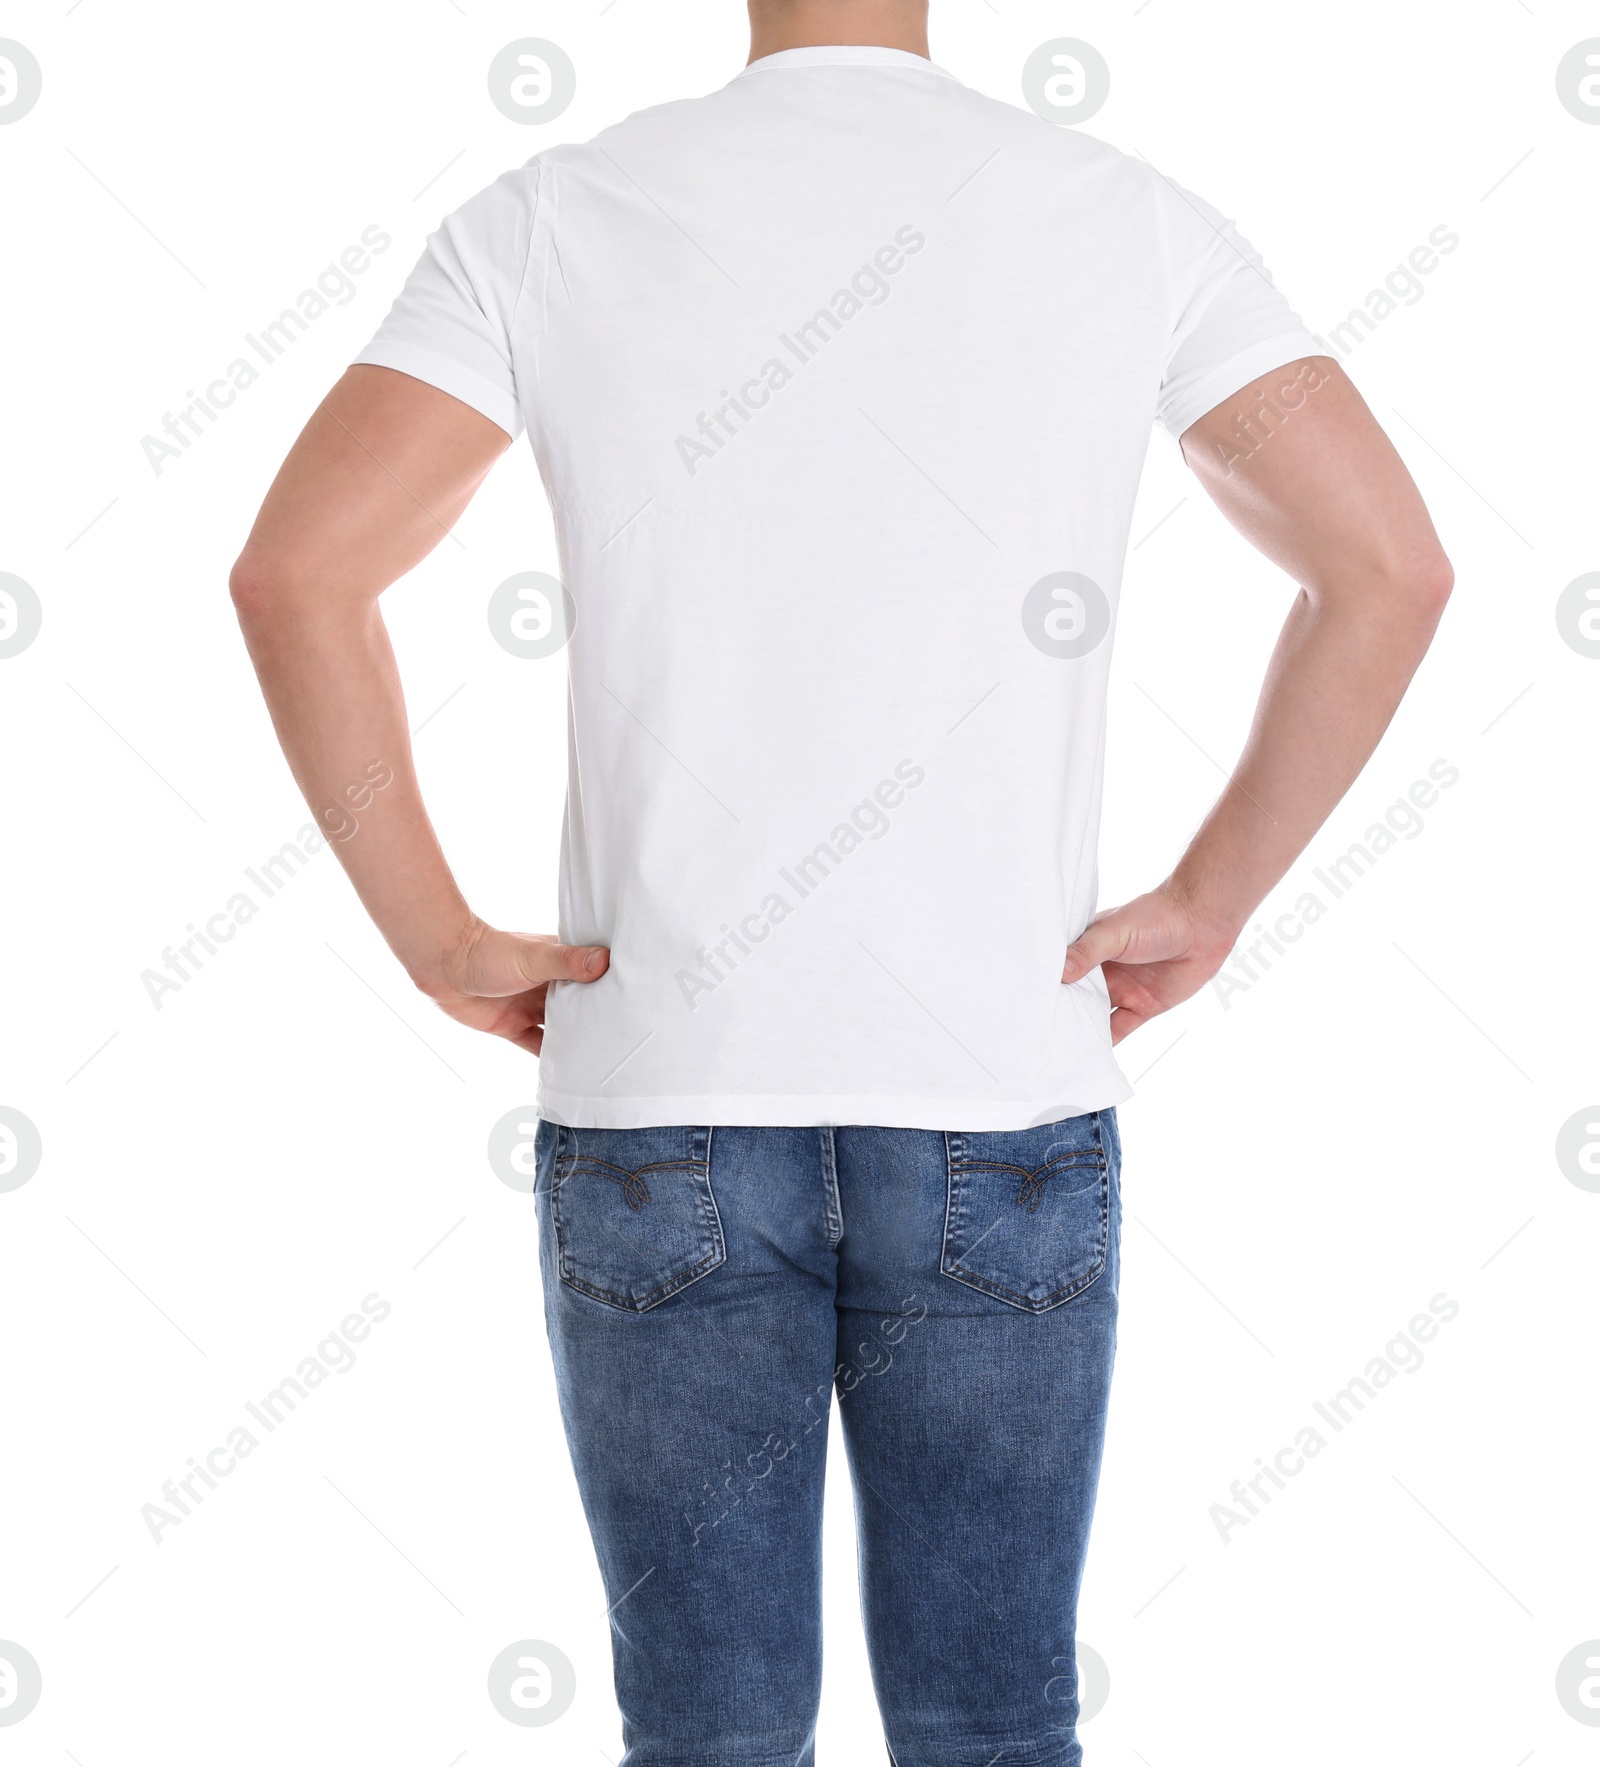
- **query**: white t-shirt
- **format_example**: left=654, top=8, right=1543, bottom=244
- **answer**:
left=356, top=44, right=1320, bottom=1130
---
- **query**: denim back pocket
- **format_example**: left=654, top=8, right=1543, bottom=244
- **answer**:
left=941, top=1113, right=1111, bottom=1313
left=549, top=1125, right=725, bottom=1313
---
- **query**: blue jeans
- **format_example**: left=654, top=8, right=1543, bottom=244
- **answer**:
left=533, top=1110, right=1123, bottom=1767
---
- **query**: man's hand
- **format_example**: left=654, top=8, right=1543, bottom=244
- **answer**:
left=419, top=922, right=611, bottom=1055
left=1062, top=887, right=1236, bottom=1045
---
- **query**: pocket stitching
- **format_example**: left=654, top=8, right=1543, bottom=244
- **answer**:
left=954, top=1153, right=1104, bottom=1214
left=940, top=1118, right=1111, bottom=1314
left=551, top=1125, right=725, bottom=1313
left=560, top=1155, right=705, bottom=1212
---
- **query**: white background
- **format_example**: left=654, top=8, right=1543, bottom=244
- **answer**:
left=2, top=1, right=1597, bottom=1761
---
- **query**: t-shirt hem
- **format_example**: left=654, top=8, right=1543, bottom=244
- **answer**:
left=352, top=341, right=525, bottom=440
left=1159, top=329, right=1326, bottom=438
left=535, top=1073, right=1135, bottom=1131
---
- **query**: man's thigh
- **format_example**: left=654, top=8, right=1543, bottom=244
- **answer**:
left=534, top=1122, right=842, bottom=1765
left=833, top=1111, right=1123, bottom=1767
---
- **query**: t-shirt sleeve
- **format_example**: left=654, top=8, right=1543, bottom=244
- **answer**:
left=1155, top=181, right=1323, bottom=440
left=353, top=162, right=540, bottom=440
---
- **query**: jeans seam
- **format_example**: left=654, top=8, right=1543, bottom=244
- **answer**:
left=821, top=1126, right=843, bottom=1247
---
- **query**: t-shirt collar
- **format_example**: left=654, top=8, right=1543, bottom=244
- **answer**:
left=737, top=45, right=955, bottom=79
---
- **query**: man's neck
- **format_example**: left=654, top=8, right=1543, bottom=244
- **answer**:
left=747, top=1, right=930, bottom=64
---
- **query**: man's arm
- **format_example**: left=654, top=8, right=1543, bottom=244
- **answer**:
left=1061, top=358, right=1453, bottom=1042
left=229, top=364, right=609, bottom=1054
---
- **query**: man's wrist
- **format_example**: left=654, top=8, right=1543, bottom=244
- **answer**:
left=401, top=908, right=488, bottom=999
left=1160, top=872, right=1252, bottom=964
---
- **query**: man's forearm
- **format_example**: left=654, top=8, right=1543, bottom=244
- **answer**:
left=1167, top=572, right=1449, bottom=947
left=230, top=581, right=473, bottom=988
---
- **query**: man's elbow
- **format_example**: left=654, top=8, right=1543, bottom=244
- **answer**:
left=1336, top=542, right=1454, bottom=632
left=228, top=553, right=281, bottom=630
left=1406, top=547, right=1454, bottom=632
left=1413, top=543, right=1454, bottom=611
left=229, top=552, right=328, bottom=636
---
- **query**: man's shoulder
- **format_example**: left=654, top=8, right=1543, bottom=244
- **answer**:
left=530, top=86, right=741, bottom=171
left=492, top=76, right=1182, bottom=230
left=538, top=72, right=1146, bottom=170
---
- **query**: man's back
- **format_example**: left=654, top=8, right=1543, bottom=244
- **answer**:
left=359, top=45, right=1318, bottom=1129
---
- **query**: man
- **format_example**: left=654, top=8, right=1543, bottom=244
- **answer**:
left=231, top=1, right=1451, bottom=1760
